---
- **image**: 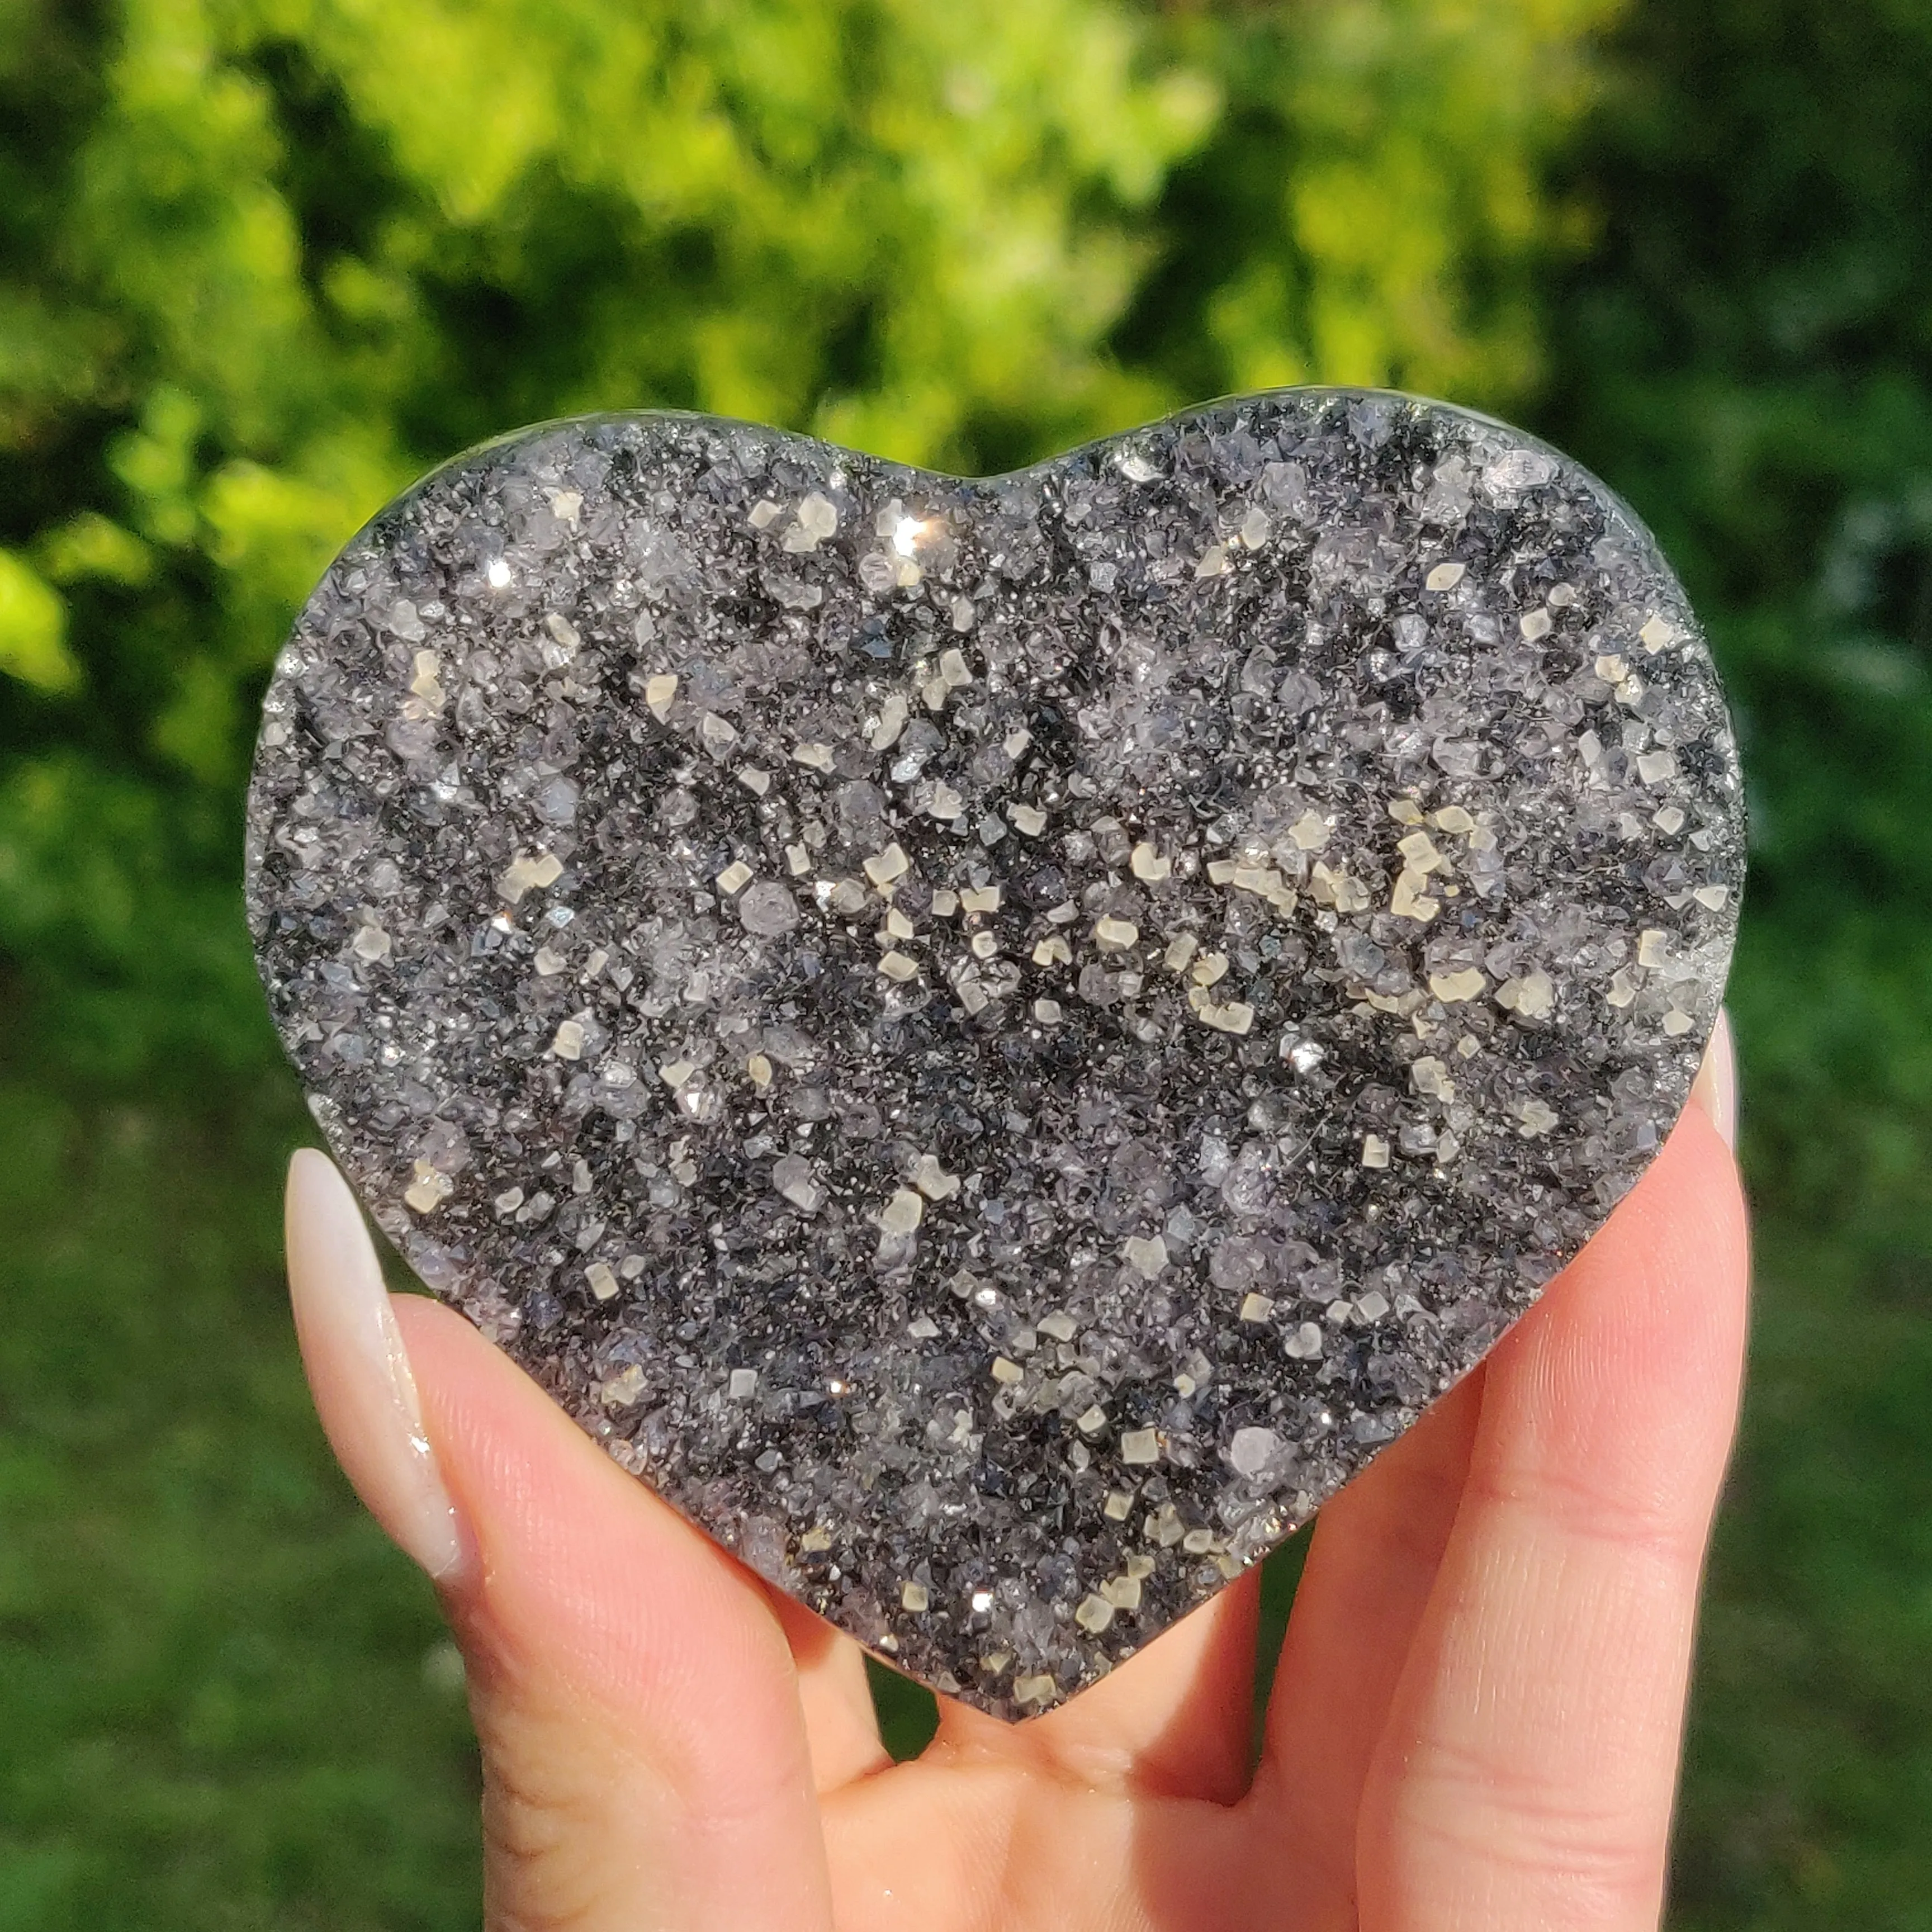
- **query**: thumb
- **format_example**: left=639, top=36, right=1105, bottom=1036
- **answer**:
left=286, top=1149, right=834, bottom=1932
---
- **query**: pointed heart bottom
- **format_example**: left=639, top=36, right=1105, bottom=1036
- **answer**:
left=247, top=389, right=1741, bottom=1717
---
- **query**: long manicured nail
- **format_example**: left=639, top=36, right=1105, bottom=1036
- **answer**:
left=1689, top=1007, right=1737, bottom=1153
left=285, top=1149, right=468, bottom=1581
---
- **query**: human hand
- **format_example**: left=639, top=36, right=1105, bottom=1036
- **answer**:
left=285, top=1020, right=1743, bottom=1932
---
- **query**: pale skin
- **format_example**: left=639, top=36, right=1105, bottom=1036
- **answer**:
left=286, top=1020, right=1744, bottom=1932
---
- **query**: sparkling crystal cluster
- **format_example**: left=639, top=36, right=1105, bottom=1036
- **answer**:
left=247, top=390, right=1742, bottom=1716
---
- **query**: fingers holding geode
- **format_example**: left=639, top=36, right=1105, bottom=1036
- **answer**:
left=1354, top=1109, right=1748, bottom=1932
left=288, top=1146, right=835, bottom=1925
left=763, top=1588, right=894, bottom=1791
left=1012, top=1569, right=1262, bottom=1805
left=1248, top=1367, right=1483, bottom=1906
left=390, top=1296, right=837, bottom=1932
left=1256, top=1022, right=1741, bottom=1920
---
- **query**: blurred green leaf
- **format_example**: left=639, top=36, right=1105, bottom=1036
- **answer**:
left=37, top=512, right=154, bottom=589
left=0, top=549, right=77, bottom=690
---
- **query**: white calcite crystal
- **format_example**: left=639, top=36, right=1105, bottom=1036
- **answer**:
left=247, top=390, right=1742, bottom=1720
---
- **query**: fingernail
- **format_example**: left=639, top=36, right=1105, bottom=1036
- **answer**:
left=286, top=1149, right=468, bottom=1582
left=1689, top=1007, right=1737, bottom=1153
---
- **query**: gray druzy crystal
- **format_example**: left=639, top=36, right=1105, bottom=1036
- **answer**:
left=245, top=390, right=1742, bottom=1718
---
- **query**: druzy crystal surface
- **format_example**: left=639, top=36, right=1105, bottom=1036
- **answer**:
left=246, top=390, right=1742, bottom=1717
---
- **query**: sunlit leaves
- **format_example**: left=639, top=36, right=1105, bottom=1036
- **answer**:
left=0, top=0, right=1614, bottom=1073
left=0, top=551, right=78, bottom=692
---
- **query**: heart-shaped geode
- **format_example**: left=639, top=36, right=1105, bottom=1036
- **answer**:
left=247, top=389, right=1741, bottom=1717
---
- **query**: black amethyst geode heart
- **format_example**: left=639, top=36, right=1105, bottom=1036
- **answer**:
left=247, top=390, right=1742, bottom=1717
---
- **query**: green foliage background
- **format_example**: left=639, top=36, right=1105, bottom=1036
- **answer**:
left=1, top=0, right=1927, bottom=1924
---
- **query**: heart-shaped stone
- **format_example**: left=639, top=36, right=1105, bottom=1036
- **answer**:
left=247, top=389, right=1741, bottom=1717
